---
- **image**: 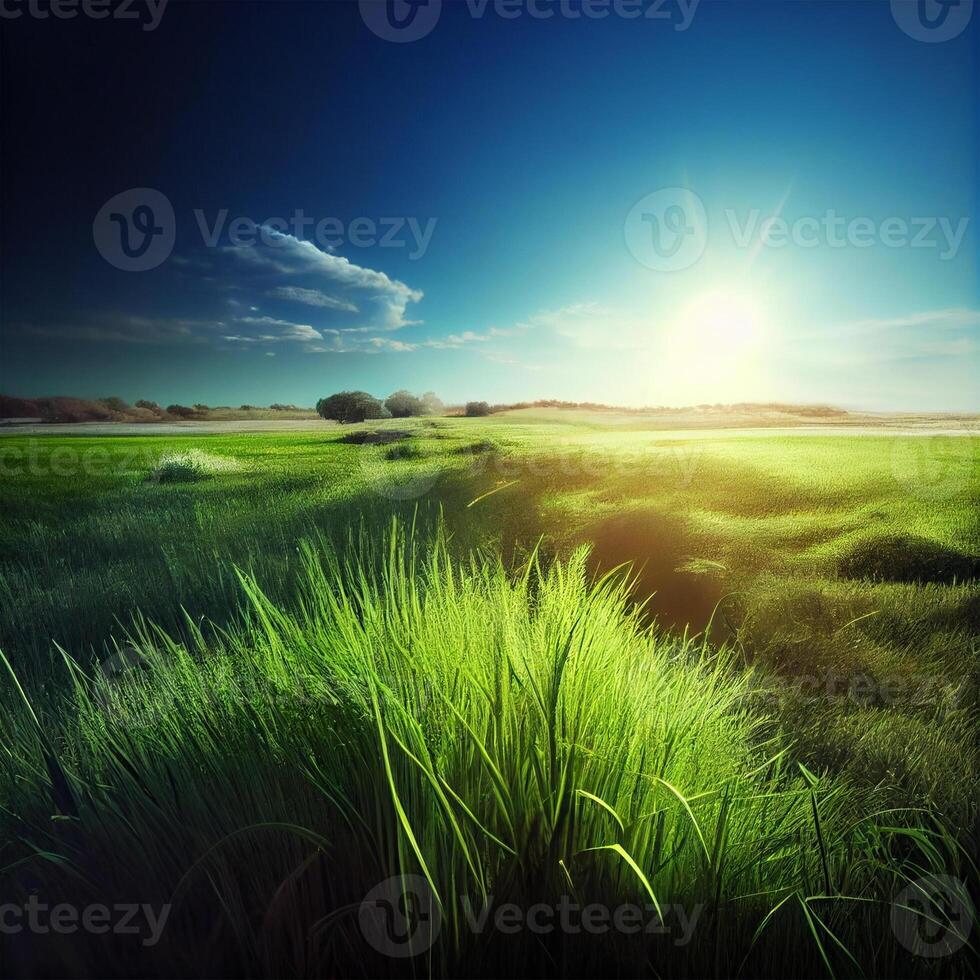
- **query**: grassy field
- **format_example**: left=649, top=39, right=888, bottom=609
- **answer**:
left=0, top=412, right=977, bottom=978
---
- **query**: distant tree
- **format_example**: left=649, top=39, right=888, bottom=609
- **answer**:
left=193, top=404, right=210, bottom=412
left=166, top=404, right=197, bottom=418
left=239, top=404, right=257, bottom=411
left=384, top=390, right=426, bottom=418
left=465, top=401, right=491, bottom=417
left=100, top=396, right=130, bottom=414
left=135, top=399, right=161, bottom=412
left=420, top=391, right=444, bottom=416
left=316, top=391, right=390, bottom=424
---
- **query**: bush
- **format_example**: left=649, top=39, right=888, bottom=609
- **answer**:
left=421, top=391, right=444, bottom=415
left=166, top=404, right=198, bottom=419
left=193, top=404, right=210, bottom=412
left=384, top=390, right=426, bottom=418
left=0, top=394, right=41, bottom=418
left=99, top=396, right=131, bottom=414
left=44, top=398, right=114, bottom=423
left=465, top=400, right=491, bottom=417
left=135, top=399, right=161, bottom=413
left=316, top=391, right=390, bottom=424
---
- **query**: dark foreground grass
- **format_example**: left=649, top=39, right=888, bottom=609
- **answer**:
left=1, top=522, right=975, bottom=978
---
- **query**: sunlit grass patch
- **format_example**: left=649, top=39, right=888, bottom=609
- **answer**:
left=149, top=449, right=241, bottom=483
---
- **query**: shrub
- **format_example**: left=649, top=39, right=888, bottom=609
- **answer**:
left=384, top=390, right=426, bottom=418
left=0, top=394, right=41, bottom=418
left=193, top=404, right=210, bottom=412
left=421, top=391, right=444, bottom=415
left=99, top=396, right=131, bottom=414
left=316, top=391, right=390, bottom=424
left=166, top=404, right=197, bottom=419
left=135, top=399, right=161, bottom=412
left=465, top=400, right=491, bottom=417
left=44, top=398, right=114, bottom=423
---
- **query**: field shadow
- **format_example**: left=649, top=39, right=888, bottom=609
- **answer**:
left=579, top=509, right=728, bottom=638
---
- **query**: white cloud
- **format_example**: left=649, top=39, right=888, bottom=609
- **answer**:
left=224, top=227, right=423, bottom=330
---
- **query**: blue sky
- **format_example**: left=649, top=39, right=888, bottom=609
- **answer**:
left=1, top=0, right=977, bottom=409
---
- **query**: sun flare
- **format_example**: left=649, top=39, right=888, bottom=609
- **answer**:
left=676, top=289, right=767, bottom=353
left=651, top=287, right=770, bottom=402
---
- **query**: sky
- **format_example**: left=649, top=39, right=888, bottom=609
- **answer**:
left=0, top=0, right=977, bottom=411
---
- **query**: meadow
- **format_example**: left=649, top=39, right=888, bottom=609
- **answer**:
left=0, top=411, right=977, bottom=978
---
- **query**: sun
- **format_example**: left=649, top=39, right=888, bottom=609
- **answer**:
left=653, top=287, right=771, bottom=402
left=676, top=289, right=766, bottom=354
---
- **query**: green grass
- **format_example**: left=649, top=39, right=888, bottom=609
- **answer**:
left=0, top=415, right=977, bottom=977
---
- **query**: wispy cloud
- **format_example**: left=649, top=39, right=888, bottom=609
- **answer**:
left=22, top=315, right=228, bottom=345
left=267, top=286, right=359, bottom=314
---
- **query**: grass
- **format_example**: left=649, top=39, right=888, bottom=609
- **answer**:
left=0, top=414, right=977, bottom=977
left=149, top=449, right=243, bottom=483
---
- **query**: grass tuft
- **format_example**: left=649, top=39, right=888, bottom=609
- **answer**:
left=149, top=450, right=241, bottom=483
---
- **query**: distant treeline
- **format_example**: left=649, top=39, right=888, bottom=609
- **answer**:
left=1, top=393, right=850, bottom=424
left=447, top=399, right=850, bottom=418
left=0, top=395, right=313, bottom=423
